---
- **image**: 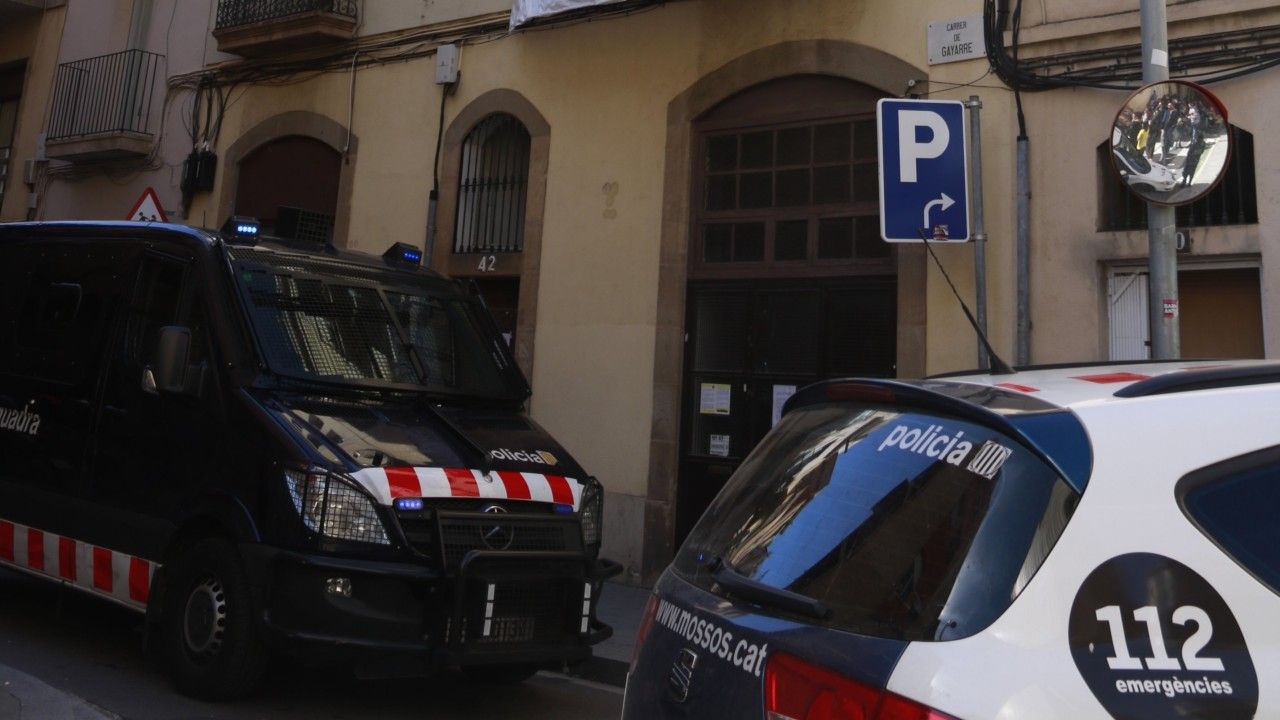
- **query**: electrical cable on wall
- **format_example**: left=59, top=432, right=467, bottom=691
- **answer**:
left=984, top=0, right=1280, bottom=92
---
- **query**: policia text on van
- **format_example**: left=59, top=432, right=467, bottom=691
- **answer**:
left=0, top=221, right=618, bottom=699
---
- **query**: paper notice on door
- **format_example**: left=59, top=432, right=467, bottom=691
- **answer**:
left=771, top=384, right=797, bottom=426
left=708, top=434, right=731, bottom=457
left=699, top=383, right=731, bottom=415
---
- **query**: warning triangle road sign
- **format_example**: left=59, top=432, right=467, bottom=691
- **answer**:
left=126, top=187, right=167, bottom=223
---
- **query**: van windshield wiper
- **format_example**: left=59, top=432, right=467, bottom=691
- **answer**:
left=707, top=556, right=831, bottom=620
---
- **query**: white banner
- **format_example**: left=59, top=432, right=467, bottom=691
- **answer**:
left=510, top=0, right=629, bottom=28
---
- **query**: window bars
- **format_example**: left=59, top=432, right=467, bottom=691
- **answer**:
left=454, top=113, right=531, bottom=254
left=215, top=0, right=358, bottom=29
left=1098, top=125, right=1258, bottom=231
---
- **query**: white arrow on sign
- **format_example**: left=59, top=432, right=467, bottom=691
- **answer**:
left=922, top=192, right=955, bottom=230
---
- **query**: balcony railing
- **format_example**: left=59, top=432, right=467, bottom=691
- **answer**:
left=213, top=0, right=358, bottom=56
left=216, top=0, right=356, bottom=29
left=45, top=49, right=161, bottom=160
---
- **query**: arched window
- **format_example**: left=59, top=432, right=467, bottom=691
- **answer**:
left=235, top=135, right=340, bottom=243
left=453, top=113, right=530, bottom=253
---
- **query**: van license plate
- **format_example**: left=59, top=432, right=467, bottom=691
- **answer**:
left=489, top=616, right=536, bottom=643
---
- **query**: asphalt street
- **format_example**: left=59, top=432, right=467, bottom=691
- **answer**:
left=0, top=568, right=622, bottom=719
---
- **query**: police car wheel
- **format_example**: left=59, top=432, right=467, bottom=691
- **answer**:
left=161, top=538, right=267, bottom=700
left=462, top=663, right=540, bottom=684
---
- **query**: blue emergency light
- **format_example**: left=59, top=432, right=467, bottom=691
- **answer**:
left=383, top=242, right=423, bottom=268
left=394, top=498, right=425, bottom=511
left=221, top=215, right=261, bottom=242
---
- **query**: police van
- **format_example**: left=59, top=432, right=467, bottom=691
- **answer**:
left=0, top=220, right=617, bottom=699
left=624, top=361, right=1280, bottom=719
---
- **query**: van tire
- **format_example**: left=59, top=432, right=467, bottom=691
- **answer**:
left=160, top=538, right=267, bottom=700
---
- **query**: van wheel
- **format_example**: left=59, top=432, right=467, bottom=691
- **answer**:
left=462, top=663, right=540, bottom=684
left=160, top=538, right=267, bottom=700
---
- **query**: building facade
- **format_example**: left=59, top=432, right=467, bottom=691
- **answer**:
left=2, top=0, right=1276, bottom=584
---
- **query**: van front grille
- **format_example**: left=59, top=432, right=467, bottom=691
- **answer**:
left=395, top=507, right=582, bottom=569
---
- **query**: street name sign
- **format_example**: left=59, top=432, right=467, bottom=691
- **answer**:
left=928, top=14, right=986, bottom=65
left=877, top=98, right=969, bottom=243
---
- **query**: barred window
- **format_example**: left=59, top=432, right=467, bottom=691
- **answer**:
left=454, top=113, right=530, bottom=254
left=1098, top=125, right=1258, bottom=231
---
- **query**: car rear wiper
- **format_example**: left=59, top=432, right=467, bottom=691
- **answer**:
left=708, top=556, right=831, bottom=620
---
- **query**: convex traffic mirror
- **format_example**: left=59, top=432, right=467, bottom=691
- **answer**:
left=1110, top=80, right=1231, bottom=206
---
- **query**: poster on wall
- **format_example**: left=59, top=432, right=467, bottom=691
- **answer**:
left=699, top=383, right=731, bottom=415
left=771, top=384, right=797, bottom=426
left=708, top=434, right=731, bottom=457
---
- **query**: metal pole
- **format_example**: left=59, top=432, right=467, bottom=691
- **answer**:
left=424, top=189, right=438, bottom=265
left=1015, top=137, right=1030, bottom=366
left=1141, top=0, right=1180, bottom=358
left=966, top=95, right=989, bottom=370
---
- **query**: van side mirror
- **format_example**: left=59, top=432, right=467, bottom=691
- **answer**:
left=151, top=326, right=192, bottom=394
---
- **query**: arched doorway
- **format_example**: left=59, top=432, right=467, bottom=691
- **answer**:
left=436, top=91, right=550, bottom=381
left=450, top=112, right=531, bottom=348
left=235, top=135, right=340, bottom=243
left=676, top=74, right=899, bottom=544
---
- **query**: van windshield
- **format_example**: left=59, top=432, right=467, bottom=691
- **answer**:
left=674, top=402, right=1078, bottom=641
left=227, top=247, right=524, bottom=400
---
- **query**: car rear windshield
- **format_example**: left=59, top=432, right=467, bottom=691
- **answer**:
left=227, top=248, right=523, bottom=400
left=674, top=401, right=1079, bottom=642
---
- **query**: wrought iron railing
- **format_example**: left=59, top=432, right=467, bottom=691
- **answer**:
left=47, top=50, right=162, bottom=141
left=215, top=0, right=358, bottom=30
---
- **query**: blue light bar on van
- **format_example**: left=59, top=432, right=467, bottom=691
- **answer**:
left=383, top=242, right=423, bottom=268
left=553, top=503, right=573, bottom=514
left=394, top=498, right=425, bottom=511
left=221, top=215, right=260, bottom=242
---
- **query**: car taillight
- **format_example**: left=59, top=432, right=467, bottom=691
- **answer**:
left=630, top=593, right=659, bottom=672
left=765, top=652, right=957, bottom=720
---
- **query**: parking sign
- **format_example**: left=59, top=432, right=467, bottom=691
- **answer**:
left=877, top=99, right=969, bottom=242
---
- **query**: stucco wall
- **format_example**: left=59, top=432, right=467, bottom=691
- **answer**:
left=54, top=0, right=132, bottom=62
left=1016, top=4, right=1280, bottom=362
left=39, top=0, right=220, bottom=223
left=0, top=6, right=64, bottom=222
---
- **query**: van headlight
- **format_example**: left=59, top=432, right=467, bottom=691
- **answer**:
left=285, top=469, right=390, bottom=545
left=580, top=478, right=604, bottom=552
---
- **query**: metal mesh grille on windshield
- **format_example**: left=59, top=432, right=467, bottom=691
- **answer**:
left=238, top=268, right=418, bottom=383
left=227, top=246, right=523, bottom=397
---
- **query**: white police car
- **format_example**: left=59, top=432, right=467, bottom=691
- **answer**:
left=623, top=361, right=1280, bottom=719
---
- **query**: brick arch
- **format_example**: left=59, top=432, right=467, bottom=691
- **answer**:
left=218, top=111, right=357, bottom=247
left=641, top=40, right=931, bottom=582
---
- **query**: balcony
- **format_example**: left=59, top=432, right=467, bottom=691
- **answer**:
left=213, top=0, right=358, bottom=57
left=45, top=50, right=162, bottom=162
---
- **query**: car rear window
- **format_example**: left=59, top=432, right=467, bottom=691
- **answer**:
left=1180, top=449, right=1280, bottom=596
left=673, top=402, right=1079, bottom=642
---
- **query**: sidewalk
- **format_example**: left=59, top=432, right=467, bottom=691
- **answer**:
left=0, top=666, right=117, bottom=720
left=564, top=580, right=652, bottom=687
